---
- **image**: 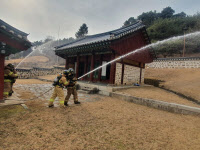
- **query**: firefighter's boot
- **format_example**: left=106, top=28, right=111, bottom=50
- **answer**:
left=64, top=101, right=68, bottom=106
left=74, top=101, right=80, bottom=104
left=48, top=101, right=54, bottom=108
left=9, top=90, right=13, bottom=96
left=59, top=103, right=66, bottom=108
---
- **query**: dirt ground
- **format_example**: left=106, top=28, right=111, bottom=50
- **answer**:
left=145, top=68, right=200, bottom=102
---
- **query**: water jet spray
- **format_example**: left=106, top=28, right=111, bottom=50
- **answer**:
left=78, top=31, right=200, bottom=80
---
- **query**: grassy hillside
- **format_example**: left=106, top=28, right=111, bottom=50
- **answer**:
left=5, top=56, right=49, bottom=65
left=145, top=68, right=200, bottom=102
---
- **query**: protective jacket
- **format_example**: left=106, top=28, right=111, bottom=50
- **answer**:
left=4, top=66, right=18, bottom=98
left=4, top=66, right=18, bottom=83
left=48, top=75, right=69, bottom=107
left=65, top=77, right=78, bottom=104
left=67, top=77, right=77, bottom=87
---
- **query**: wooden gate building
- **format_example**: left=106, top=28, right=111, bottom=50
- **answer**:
left=55, top=21, right=155, bottom=85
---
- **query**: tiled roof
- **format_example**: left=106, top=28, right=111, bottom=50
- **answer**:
left=0, top=19, right=29, bottom=41
left=56, top=21, right=145, bottom=51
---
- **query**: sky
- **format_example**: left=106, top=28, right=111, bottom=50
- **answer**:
left=0, top=0, right=199, bottom=42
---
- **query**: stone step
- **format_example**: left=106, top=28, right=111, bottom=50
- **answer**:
left=80, top=86, right=99, bottom=94
left=81, top=86, right=93, bottom=91
left=78, top=90, right=91, bottom=94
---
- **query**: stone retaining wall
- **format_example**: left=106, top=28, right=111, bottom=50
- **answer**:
left=111, top=92, right=200, bottom=116
left=147, top=57, right=200, bottom=69
left=16, top=67, right=65, bottom=79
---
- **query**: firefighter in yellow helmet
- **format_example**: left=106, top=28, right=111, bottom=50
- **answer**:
left=4, top=63, right=18, bottom=99
left=64, top=68, right=80, bottom=106
left=48, top=70, right=69, bottom=107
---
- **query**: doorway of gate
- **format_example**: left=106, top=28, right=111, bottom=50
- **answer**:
left=78, top=62, right=85, bottom=77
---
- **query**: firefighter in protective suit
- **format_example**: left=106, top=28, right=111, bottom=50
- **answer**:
left=48, top=71, right=69, bottom=107
left=4, top=63, right=18, bottom=99
left=64, top=68, right=80, bottom=106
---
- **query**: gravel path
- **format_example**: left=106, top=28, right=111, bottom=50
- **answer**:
left=14, top=83, right=102, bottom=107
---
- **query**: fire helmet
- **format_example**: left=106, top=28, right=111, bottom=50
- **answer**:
left=63, top=70, right=69, bottom=76
left=68, top=68, right=74, bottom=74
left=7, top=63, right=15, bottom=68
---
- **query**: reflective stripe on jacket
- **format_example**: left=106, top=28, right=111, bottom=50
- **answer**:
left=4, top=79, right=12, bottom=82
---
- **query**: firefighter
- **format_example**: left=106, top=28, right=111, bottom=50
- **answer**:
left=48, top=70, right=69, bottom=108
left=4, top=63, right=18, bottom=99
left=64, top=68, right=80, bottom=106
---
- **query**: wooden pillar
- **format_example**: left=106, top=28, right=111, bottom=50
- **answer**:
left=121, top=59, right=124, bottom=85
left=65, top=57, right=68, bottom=69
left=89, top=54, right=95, bottom=82
left=98, top=55, right=102, bottom=82
left=76, top=55, right=80, bottom=78
left=0, top=54, right=5, bottom=101
left=83, top=56, right=88, bottom=80
left=109, top=53, right=116, bottom=84
left=139, top=63, right=142, bottom=84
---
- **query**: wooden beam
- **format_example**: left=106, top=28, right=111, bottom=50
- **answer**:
left=0, top=33, right=29, bottom=51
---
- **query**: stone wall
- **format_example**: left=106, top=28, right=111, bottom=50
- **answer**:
left=115, top=63, right=144, bottom=85
left=123, top=65, right=141, bottom=85
left=147, top=57, right=200, bottom=69
left=115, top=63, right=122, bottom=85
left=16, top=67, right=65, bottom=79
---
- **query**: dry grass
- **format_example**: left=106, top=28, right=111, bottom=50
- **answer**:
left=0, top=98, right=200, bottom=150
left=16, top=79, right=50, bottom=84
left=5, top=56, right=49, bottom=65
left=0, top=105, right=25, bottom=120
left=37, top=75, right=56, bottom=81
left=145, top=68, right=200, bottom=101
left=1, top=68, right=200, bottom=149
left=119, top=86, right=200, bottom=108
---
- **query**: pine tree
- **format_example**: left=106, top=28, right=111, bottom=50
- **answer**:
left=75, top=23, right=88, bottom=39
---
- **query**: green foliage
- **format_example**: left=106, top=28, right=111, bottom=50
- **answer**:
left=123, top=17, right=137, bottom=27
left=123, top=6, right=200, bottom=57
left=147, top=18, right=184, bottom=41
left=173, top=12, right=186, bottom=18
left=185, top=34, right=200, bottom=53
left=160, top=6, right=175, bottom=19
left=153, top=33, right=200, bottom=57
left=148, top=14, right=200, bottom=42
left=153, top=39, right=183, bottom=57
left=75, top=23, right=88, bottom=39
left=138, top=11, right=159, bottom=27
